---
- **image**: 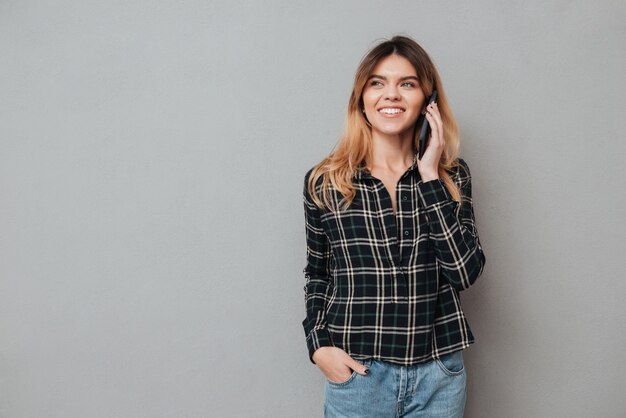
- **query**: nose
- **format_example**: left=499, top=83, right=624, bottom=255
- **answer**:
left=383, top=84, right=401, bottom=101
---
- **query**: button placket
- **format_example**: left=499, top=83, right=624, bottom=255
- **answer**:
left=395, top=180, right=414, bottom=302
left=370, top=179, right=406, bottom=301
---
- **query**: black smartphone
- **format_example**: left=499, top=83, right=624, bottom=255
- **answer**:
left=417, top=89, right=438, bottom=160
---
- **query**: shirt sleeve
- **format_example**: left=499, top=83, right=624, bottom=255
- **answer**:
left=416, top=158, right=486, bottom=291
left=301, top=170, right=334, bottom=364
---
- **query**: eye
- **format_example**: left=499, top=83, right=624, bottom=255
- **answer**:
left=401, top=82, right=416, bottom=87
left=369, top=80, right=383, bottom=87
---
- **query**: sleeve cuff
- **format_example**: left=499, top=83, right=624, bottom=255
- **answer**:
left=306, top=327, right=332, bottom=364
left=417, top=179, right=451, bottom=207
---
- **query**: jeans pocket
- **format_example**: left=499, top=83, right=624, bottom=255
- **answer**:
left=435, top=350, right=465, bottom=376
left=326, top=358, right=372, bottom=386
left=327, top=369, right=358, bottom=386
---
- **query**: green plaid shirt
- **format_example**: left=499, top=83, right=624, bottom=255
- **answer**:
left=302, top=156, right=486, bottom=366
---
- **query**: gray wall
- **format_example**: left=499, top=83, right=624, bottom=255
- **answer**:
left=1, top=1, right=624, bottom=417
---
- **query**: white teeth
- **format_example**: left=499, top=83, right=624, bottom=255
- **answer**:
left=379, top=108, right=404, bottom=114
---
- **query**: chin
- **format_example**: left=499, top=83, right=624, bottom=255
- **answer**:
left=372, top=125, right=413, bottom=137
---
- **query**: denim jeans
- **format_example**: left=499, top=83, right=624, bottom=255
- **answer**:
left=323, top=350, right=467, bottom=418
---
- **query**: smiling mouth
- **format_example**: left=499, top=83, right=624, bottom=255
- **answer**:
left=378, top=107, right=405, bottom=115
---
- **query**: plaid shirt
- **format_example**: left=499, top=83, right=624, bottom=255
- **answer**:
left=301, top=155, right=486, bottom=366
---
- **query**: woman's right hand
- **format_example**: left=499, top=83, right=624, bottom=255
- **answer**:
left=312, top=346, right=369, bottom=383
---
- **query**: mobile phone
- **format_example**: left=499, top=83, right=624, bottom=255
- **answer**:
left=417, top=89, right=438, bottom=160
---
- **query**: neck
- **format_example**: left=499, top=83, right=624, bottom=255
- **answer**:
left=368, top=130, right=415, bottom=171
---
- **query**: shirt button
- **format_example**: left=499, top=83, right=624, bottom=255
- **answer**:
left=402, top=195, right=408, bottom=201
left=404, top=230, right=410, bottom=236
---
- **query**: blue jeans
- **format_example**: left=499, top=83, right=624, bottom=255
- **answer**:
left=324, top=350, right=467, bottom=417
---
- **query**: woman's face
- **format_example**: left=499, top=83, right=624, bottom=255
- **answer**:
left=361, top=54, right=426, bottom=140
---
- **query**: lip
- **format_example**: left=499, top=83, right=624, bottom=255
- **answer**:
left=377, top=106, right=406, bottom=117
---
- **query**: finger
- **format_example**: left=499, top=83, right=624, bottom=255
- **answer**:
left=347, top=357, right=370, bottom=375
left=427, top=104, right=442, bottom=131
left=425, top=110, right=443, bottom=146
left=431, top=103, right=444, bottom=140
left=425, top=111, right=440, bottom=144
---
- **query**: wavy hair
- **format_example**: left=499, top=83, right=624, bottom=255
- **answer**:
left=307, top=35, right=462, bottom=211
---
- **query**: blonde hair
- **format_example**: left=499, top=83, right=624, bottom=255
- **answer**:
left=307, top=35, right=462, bottom=211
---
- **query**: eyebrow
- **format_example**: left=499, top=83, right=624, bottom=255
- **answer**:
left=367, top=74, right=420, bottom=82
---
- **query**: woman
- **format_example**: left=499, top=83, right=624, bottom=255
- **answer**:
left=301, top=35, right=486, bottom=417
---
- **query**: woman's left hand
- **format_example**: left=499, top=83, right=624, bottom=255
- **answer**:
left=416, top=101, right=445, bottom=181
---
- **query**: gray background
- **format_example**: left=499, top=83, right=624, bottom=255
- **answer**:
left=1, top=1, right=624, bottom=417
